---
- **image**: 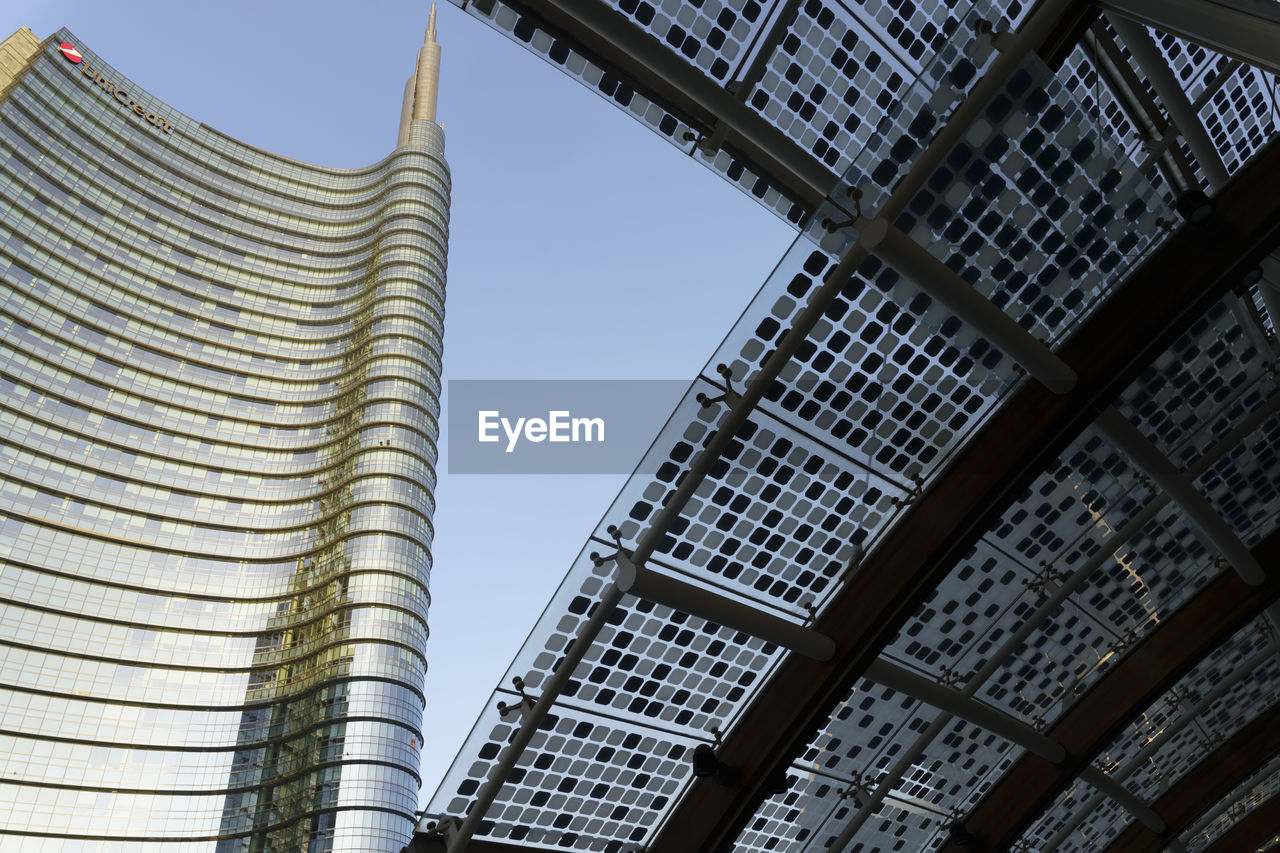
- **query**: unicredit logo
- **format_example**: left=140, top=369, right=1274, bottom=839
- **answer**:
left=61, top=42, right=175, bottom=136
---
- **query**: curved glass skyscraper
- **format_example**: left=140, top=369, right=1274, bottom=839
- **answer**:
left=0, top=16, right=447, bottom=852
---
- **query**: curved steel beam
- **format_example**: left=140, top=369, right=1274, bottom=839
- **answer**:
left=649, top=137, right=1280, bottom=853
left=941, top=530, right=1280, bottom=853
left=1103, top=700, right=1280, bottom=852
left=1042, top=637, right=1280, bottom=849
left=1200, top=790, right=1280, bottom=853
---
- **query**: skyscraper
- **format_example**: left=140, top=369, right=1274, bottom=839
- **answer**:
left=0, top=13, right=447, bottom=851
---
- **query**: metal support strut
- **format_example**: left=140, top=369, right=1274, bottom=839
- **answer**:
left=1101, top=0, right=1280, bottom=76
left=1094, top=407, right=1265, bottom=586
left=615, top=557, right=836, bottom=661
left=859, top=217, right=1078, bottom=395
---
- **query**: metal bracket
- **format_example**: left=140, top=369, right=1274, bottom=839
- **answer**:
left=1022, top=562, right=1065, bottom=597
left=696, top=364, right=742, bottom=409
left=496, top=676, right=537, bottom=720
left=590, top=525, right=635, bottom=570
left=889, top=474, right=925, bottom=508
left=421, top=816, right=463, bottom=845
left=801, top=601, right=818, bottom=626
left=975, top=18, right=1014, bottom=50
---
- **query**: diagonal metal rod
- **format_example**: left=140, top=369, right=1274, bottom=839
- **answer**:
left=1101, top=0, right=1280, bottom=76
left=1107, top=13, right=1231, bottom=190
left=1078, top=767, right=1166, bottom=834
left=445, top=583, right=624, bottom=850
left=815, top=388, right=1280, bottom=851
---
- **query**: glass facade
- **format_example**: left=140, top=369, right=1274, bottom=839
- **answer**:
left=0, top=27, right=448, bottom=852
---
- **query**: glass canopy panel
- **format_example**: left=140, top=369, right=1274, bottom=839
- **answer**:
left=731, top=771, right=848, bottom=853
left=498, top=545, right=786, bottom=742
left=1111, top=297, right=1274, bottom=472
left=892, top=61, right=1170, bottom=350
left=601, top=0, right=770, bottom=84
left=769, top=676, right=1022, bottom=852
left=792, top=676, right=930, bottom=786
left=1077, top=498, right=1216, bottom=632
left=427, top=692, right=703, bottom=850
left=1199, top=62, right=1278, bottom=174
left=1152, top=28, right=1236, bottom=105
left=879, top=537, right=1042, bottom=683
left=1018, top=778, right=1104, bottom=852
left=744, top=2, right=999, bottom=192
left=983, top=429, right=1153, bottom=576
left=704, top=232, right=1020, bottom=490
left=1054, top=789, right=1131, bottom=853
left=599, top=379, right=908, bottom=615
left=1196, top=408, right=1280, bottom=548
left=800, top=791, right=951, bottom=853
left=1057, top=44, right=1144, bottom=167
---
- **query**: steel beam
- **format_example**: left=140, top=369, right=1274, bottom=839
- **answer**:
left=1078, top=767, right=1166, bottom=834
left=1101, top=0, right=1280, bottom=76
left=863, top=659, right=1067, bottom=763
left=1085, top=23, right=1194, bottom=193
left=1094, top=407, right=1265, bottom=586
left=615, top=558, right=835, bottom=661
left=651, top=126, right=1280, bottom=853
left=861, top=218, right=1078, bottom=394
left=1107, top=13, right=1231, bottom=190
left=940, top=529, right=1280, bottom=853
left=1102, top=700, right=1280, bottom=852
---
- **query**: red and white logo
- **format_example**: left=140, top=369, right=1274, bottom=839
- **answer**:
left=58, top=42, right=83, bottom=64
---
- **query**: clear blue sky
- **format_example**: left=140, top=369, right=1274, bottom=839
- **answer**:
left=11, top=0, right=796, bottom=804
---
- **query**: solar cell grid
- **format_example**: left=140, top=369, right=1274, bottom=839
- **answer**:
left=731, top=771, right=847, bottom=852
left=1200, top=62, right=1279, bottom=173
left=1197, top=411, right=1280, bottom=547
left=818, top=796, right=943, bottom=852
left=1054, top=620, right=1280, bottom=846
left=882, top=538, right=1038, bottom=682
left=1114, top=299, right=1270, bottom=471
left=502, top=550, right=786, bottom=739
left=581, top=380, right=904, bottom=610
left=430, top=696, right=700, bottom=850
left=1014, top=776, right=1092, bottom=851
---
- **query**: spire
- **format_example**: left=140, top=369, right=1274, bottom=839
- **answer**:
left=397, top=4, right=442, bottom=147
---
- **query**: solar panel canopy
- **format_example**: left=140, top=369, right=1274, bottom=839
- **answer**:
left=412, top=0, right=1280, bottom=850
